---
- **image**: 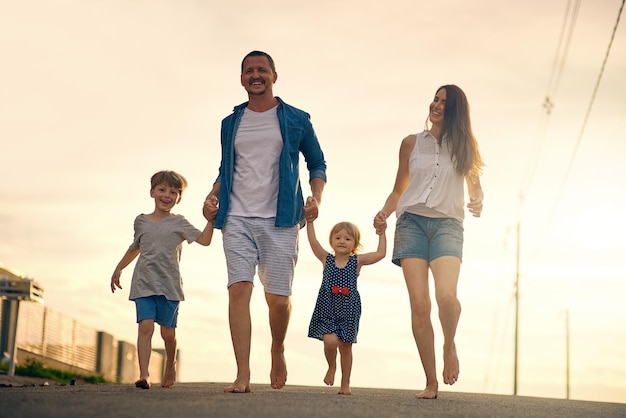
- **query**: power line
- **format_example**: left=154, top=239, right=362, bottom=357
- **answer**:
left=527, top=0, right=625, bottom=264
left=518, top=0, right=581, bottom=217
left=509, top=2, right=625, bottom=396
left=544, top=0, right=581, bottom=109
left=511, top=4, right=582, bottom=392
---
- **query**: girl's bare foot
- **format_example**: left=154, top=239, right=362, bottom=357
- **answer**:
left=161, top=364, right=176, bottom=388
left=443, top=345, right=459, bottom=385
left=270, top=349, right=287, bottom=389
left=224, top=378, right=251, bottom=393
left=324, top=365, right=336, bottom=386
left=416, top=383, right=438, bottom=399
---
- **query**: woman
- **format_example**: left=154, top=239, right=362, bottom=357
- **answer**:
left=374, top=85, right=484, bottom=399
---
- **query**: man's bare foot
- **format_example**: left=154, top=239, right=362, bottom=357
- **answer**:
left=270, top=349, right=287, bottom=389
left=415, top=383, right=438, bottom=399
left=161, top=363, right=176, bottom=388
left=223, top=379, right=251, bottom=393
left=324, top=365, right=336, bottom=386
left=338, top=385, right=351, bottom=395
left=443, top=344, right=459, bottom=385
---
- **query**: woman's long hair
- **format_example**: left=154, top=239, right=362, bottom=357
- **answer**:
left=428, top=85, right=484, bottom=179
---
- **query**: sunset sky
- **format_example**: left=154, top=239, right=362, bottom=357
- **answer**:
left=2, top=0, right=625, bottom=404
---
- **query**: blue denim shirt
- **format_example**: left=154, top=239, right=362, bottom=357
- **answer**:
left=213, top=97, right=327, bottom=229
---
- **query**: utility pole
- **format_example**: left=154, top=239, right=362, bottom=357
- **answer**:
left=565, top=309, right=570, bottom=399
left=513, top=222, right=520, bottom=395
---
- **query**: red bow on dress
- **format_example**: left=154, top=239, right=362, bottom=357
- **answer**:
left=331, top=285, right=349, bottom=295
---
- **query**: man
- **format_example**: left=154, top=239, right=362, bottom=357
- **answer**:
left=204, top=50, right=326, bottom=393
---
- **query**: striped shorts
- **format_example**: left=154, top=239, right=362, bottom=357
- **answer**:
left=222, top=216, right=299, bottom=296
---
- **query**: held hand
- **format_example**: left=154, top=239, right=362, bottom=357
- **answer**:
left=203, top=195, right=218, bottom=221
left=304, top=196, right=319, bottom=222
left=111, top=271, right=122, bottom=293
left=467, top=196, right=483, bottom=217
left=375, top=220, right=387, bottom=235
left=373, top=211, right=387, bottom=234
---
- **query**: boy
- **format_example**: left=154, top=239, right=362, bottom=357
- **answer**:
left=111, top=170, right=214, bottom=389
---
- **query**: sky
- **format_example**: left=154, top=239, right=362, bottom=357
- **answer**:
left=2, top=0, right=625, bottom=404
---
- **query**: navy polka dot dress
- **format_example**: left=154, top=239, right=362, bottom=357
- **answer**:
left=308, top=254, right=361, bottom=344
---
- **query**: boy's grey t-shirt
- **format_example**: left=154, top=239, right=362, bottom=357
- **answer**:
left=128, top=214, right=202, bottom=301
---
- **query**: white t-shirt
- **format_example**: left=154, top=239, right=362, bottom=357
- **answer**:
left=229, top=106, right=282, bottom=218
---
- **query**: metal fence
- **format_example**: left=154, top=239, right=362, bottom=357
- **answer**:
left=17, top=302, right=99, bottom=372
left=1, top=299, right=164, bottom=384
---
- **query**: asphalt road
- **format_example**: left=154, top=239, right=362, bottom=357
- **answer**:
left=1, top=380, right=625, bottom=418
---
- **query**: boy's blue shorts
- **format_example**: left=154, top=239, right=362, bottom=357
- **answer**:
left=134, top=295, right=179, bottom=328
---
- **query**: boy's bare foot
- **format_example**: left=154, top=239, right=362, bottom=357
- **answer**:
left=324, top=365, right=336, bottom=386
left=224, top=379, right=251, bottom=393
left=270, top=349, right=287, bottom=389
left=134, top=379, right=150, bottom=389
left=161, top=363, right=176, bottom=388
left=415, top=383, right=438, bottom=399
left=443, top=344, right=459, bottom=385
left=338, top=385, right=351, bottom=395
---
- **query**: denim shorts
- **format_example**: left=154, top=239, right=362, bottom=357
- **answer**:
left=135, top=295, right=179, bottom=328
left=392, top=212, right=464, bottom=265
left=222, top=216, right=299, bottom=296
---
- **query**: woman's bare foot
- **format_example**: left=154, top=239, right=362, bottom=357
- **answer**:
left=270, top=349, right=287, bottom=389
left=161, top=363, right=176, bottom=388
left=324, top=365, right=336, bottom=386
left=338, top=385, right=351, bottom=395
left=416, top=383, right=438, bottom=399
left=223, top=378, right=251, bottom=393
left=443, top=344, right=459, bottom=385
